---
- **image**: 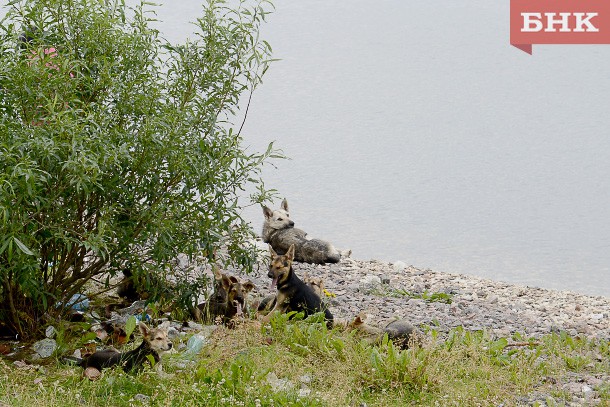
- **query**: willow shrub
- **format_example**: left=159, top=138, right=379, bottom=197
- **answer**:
left=0, top=0, right=277, bottom=338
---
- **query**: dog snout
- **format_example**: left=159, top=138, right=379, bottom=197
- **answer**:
left=267, top=270, right=274, bottom=279
left=167, top=342, right=173, bottom=349
left=288, top=220, right=295, bottom=227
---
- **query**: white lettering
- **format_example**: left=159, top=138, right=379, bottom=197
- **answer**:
left=521, top=13, right=543, bottom=32
left=573, top=12, right=599, bottom=32
left=544, top=12, right=572, bottom=32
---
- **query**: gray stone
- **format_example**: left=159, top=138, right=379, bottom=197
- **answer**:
left=266, top=372, right=293, bottom=392
left=299, top=375, right=312, bottom=384
left=167, top=327, right=180, bottom=339
left=359, top=274, right=381, bottom=286
left=117, top=300, right=147, bottom=316
left=45, top=326, right=56, bottom=338
left=586, top=377, right=604, bottom=387
left=298, top=385, right=312, bottom=397
left=392, top=261, right=406, bottom=272
left=563, top=382, right=585, bottom=393
left=186, top=321, right=203, bottom=330
left=134, top=394, right=150, bottom=403
left=32, top=338, right=57, bottom=358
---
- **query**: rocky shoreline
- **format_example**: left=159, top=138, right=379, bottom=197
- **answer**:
left=234, top=255, right=610, bottom=341
left=233, top=254, right=609, bottom=405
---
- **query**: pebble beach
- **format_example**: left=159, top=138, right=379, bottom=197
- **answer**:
left=229, top=253, right=610, bottom=405
left=239, top=255, right=610, bottom=341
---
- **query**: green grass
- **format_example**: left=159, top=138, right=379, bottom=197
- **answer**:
left=0, top=315, right=608, bottom=406
left=371, top=287, right=453, bottom=304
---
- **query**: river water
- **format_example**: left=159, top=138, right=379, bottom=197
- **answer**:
left=235, top=1, right=610, bottom=298
left=27, top=1, right=610, bottom=296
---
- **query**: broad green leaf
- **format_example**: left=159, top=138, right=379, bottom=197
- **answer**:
left=125, top=316, right=137, bottom=341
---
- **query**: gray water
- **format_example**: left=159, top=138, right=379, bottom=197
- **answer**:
left=239, top=1, right=610, bottom=298
left=65, top=1, right=610, bottom=297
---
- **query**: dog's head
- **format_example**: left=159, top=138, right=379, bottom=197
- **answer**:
left=303, top=273, right=325, bottom=297
left=268, top=244, right=294, bottom=289
left=262, top=198, right=294, bottom=230
left=140, top=323, right=173, bottom=353
left=220, top=274, right=255, bottom=314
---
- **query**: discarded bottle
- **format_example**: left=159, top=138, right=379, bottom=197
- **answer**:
left=184, top=334, right=206, bottom=357
left=67, top=293, right=89, bottom=311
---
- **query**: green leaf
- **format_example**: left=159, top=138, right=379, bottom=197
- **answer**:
left=489, top=338, right=508, bottom=355
left=13, top=237, right=34, bottom=256
left=125, top=316, right=137, bottom=341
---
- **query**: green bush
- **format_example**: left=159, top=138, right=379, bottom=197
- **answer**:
left=0, top=0, right=278, bottom=338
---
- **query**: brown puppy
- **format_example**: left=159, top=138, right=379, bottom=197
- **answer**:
left=302, top=273, right=325, bottom=297
left=195, top=267, right=255, bottom=326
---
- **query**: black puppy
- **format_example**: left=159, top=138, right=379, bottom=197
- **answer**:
left=261, top=244, right=333, bottom=328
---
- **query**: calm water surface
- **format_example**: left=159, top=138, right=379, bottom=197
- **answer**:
left=123, top=1, right=610, bottom=297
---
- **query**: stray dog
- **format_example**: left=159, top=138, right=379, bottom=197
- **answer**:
left=116, top=267, right=172, bottom=303
left=345, top=313, right=422, bottom=349
left=261, top=244, right=333, bottom=327
left=262, top=199, right=341, bottom=264
left=195, top=267, right=255, bottom=326
left=303, top=273, right=325, bottom=297
left=257, top=273, right=326, bottom=316
left=68, top=323, right=172, bottom=372
left=116, top=268, right=139, bottom=302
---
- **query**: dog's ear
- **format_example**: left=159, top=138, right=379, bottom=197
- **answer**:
left=242, top=281, right=255, bottom=293
left=351, top=315, right=364, bottom=327
left=281, top=198, right=288, bottom=212
left=229, top=276, right=239, bottom=285
left=269, top=245, right=277, bottom=258
left=212, top=265, right=223, bottom=281
left=286, top=244, right=295, bottom=261
left=262, top=205, right=273, bottom=219
left=139, top=322, right=150, bottom=337
left=221, top=275, right=232, bottom=291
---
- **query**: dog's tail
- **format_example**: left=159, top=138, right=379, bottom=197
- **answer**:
left=62, top=356, right=85, bottom=367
